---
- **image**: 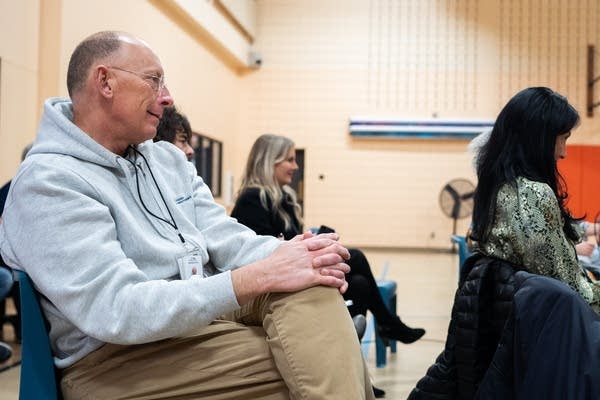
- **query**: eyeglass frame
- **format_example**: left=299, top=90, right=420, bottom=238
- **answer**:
left=106, top=66, right=166, bottom=93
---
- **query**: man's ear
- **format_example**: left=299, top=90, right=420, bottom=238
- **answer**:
left=94, top=65, right=114, bottom=98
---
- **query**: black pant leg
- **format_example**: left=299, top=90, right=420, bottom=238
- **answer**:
left=344, top=248, right=394, bottom=324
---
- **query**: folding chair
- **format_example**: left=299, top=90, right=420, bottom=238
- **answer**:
left=16, top=270, right=61, bottom=399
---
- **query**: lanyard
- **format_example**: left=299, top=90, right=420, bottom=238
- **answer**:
left=127, top=145, right=185, bottom=244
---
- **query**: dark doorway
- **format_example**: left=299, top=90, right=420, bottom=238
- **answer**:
left=290, top=149, right=305, bottom=215
left=191, top=132, right=222, bottom=197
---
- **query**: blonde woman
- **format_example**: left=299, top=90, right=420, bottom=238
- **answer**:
left=232, top=134, right=425, bottom=345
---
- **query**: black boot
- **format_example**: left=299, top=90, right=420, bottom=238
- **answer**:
left=377, top=316, right=425, bottom=344
left=372, top=385, right=386, bottom=398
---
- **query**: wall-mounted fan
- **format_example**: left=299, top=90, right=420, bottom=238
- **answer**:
left=439, top=178, right=475, bottom=237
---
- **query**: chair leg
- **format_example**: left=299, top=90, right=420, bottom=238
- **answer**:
left=10, top=283, right=21, bottom=342
left=390, top=294, right=397, bottom=354
left=374, top=319, right=387, bottom=368
left=0, top=284, right=22, bottom=342
left=374, top=281, right=398, bottom=368
left=0, top=298, right=6, bottom=341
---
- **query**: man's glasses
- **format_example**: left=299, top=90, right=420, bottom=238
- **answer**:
left=107, top=66, right=166, bottom=93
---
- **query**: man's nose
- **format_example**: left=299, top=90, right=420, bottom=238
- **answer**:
left=157, top=86, right=174, bottom=107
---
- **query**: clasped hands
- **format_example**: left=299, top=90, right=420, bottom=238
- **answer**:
left=265, top=231, right=350, bottom=294
left=232, top=232, right=350, bottom=306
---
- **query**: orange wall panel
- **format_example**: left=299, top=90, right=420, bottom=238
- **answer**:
left=559, top=145, right=600, bottom=219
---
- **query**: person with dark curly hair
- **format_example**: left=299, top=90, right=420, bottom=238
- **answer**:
left=155, top=106, right=194, bottom=160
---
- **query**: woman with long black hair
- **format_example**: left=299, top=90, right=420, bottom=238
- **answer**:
left=409, top=87, right=600, bottom=399
left=470, top=86, right=600, bottom=310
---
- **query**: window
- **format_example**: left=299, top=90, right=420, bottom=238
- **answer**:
left=191, top=132, right=222, bottom=197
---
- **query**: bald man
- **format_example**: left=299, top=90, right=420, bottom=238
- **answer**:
left=0, top=31, right=374, bottom=399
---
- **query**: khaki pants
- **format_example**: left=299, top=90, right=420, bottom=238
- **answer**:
left=61, top=286, right=375, bottom=400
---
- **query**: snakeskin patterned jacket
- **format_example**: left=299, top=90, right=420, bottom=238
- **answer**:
left=471, top=176, right=600, bottom=313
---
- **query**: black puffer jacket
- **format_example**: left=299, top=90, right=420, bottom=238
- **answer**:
left=408, top=254, right=522, bottom=400
left=475, top=271, right=600, bottom=400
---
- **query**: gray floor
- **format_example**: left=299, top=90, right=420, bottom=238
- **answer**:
left=0, top=248, right=458, bottom=399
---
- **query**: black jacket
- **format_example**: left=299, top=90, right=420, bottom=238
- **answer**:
left=409, top=258, right=600, bottom=400
left=408, top=254, right=520, bottom=400
left=476, top=271, right=600, bottom=400
left=231, top=187, right=301, bottom=240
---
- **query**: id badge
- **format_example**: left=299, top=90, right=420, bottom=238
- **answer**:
left=177, top=249, right=203, bottom=280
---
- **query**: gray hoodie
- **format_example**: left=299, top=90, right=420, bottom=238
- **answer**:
left=0, top=98, right=280, bottom=368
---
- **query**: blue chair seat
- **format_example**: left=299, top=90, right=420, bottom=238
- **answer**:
left=374, top=279, right=397, bottom=368
left=451, top=235, right=472, bottom=280
left=16, top=270, right=61, bottom=399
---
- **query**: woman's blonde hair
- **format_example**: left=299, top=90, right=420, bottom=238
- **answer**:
left=238, top=134, right=303, bottom=231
